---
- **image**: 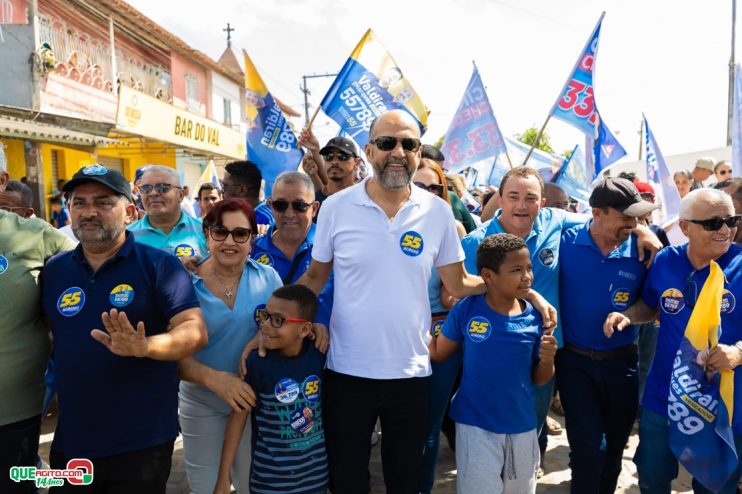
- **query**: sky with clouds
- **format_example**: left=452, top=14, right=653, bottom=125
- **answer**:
left=127, top=0, right=737, bottom=162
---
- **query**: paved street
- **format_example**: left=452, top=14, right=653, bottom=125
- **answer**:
left=38, top=407, right=695, bottom=493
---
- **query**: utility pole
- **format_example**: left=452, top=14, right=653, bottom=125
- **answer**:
left=728, top=0, right=737, bottom=145
left=300, top=72, right=338, bottom=126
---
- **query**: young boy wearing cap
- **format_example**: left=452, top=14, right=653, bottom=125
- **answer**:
left=214, top=284, right=328, bottom=494
left=428, top=233, right=557, bottom=493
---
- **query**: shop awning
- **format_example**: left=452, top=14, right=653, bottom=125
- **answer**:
left=0, top=115, right=126, bottom=147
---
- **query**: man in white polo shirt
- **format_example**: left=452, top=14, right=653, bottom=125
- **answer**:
left=298, top=109, right=491, bottom=492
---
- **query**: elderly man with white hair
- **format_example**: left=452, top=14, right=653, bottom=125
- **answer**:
left=127, top=165, right=207, bottom=258
left=604, top=188, right=742, bottom=494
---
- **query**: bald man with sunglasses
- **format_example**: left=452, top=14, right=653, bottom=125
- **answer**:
left=604, top=188, right=742, bottom=493
left=298, top=109, right=555, bottom=493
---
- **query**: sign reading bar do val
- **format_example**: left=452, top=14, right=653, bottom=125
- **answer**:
left=115, top=85, right=246, bottom=160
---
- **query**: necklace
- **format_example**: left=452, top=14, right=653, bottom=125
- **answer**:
left=213, top=269, right=241, bottom=299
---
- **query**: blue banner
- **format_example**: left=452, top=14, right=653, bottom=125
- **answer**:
left=643, top=115, right=681, bottom=227
left=555, top=145, right=591, bottom=204
left=732, top=63, right=742, bottom=177
left=319, top=29, right=428, bottom=148
left=440, top=64, right=507, bottom=173
left=550, top=13, right=625, bottom=171
left=244, top=51, right=303, bottom=195
left=668, top=262, right=737, bottom=492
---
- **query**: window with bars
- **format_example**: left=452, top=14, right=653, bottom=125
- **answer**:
left=185, top=73, right=200, bottom=112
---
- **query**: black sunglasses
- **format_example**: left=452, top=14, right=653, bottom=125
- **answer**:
left=322, top=152, right=353, bottom=162
left=686, top=215, right=742, bottom=231
left=414, top=182, right=444, bottom=194
left=139, top=183, right=182, bottom=195
left=270, top=199, right=312, bottom=213
left=372, top=136, right=421, bottom=153
left=208, top=225, right=252, bottom=243
left=683, top=271, right=698, bottom=309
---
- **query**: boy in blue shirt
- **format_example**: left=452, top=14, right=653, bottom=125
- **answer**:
left=429, top=233, right=557, bottom=493
left=215, top=284, right=328, bottom=494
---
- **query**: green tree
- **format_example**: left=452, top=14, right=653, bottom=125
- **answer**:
left=433, top=135, right=445, bottom=149
left=516, top=126, right=555, bottom=154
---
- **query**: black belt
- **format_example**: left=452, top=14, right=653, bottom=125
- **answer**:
left=563, top=342, right=637, bottom=361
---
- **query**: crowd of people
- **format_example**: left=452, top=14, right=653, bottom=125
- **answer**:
left=1, top=108, right=742, bottom=494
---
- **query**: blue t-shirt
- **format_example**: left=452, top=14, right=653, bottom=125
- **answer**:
left=245, top=340, right=328, bottom=493
left=41, top=232, right=200, bottom=457
left=127, top=212, right=208, bottom=259
left=255, top=202, right=275, bottom=227
left=641, top=244, right=742, bottom=433
left=180, top=259, right=282, bottom=410
left=461, top=207, right=586, bottom=346
left=251, top=224, right=333, bottom=326
left=428, top=268, right=447, bottom=315
left=52, top=208, right=69, bottom=227
left=559, top=222, right=647, bottom=350
left=442, top=294, right=543, bottom=434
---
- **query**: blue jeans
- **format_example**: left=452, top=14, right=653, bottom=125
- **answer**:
left=420, top=349, right=462, bottom=493
left=634, top=408, right=742, bottom=494
left=636, top=322, right=658, bottom=403
left=555, top=348, right=638, bottom=494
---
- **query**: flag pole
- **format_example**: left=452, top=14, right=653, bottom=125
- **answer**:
left=306, top=106, right=322, bottom=131
left=521, top=115, right=551, bottom=167
left=505, top=151, right=514, bottom=169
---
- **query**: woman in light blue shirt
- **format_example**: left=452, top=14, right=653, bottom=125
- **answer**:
left=178, top=198, right=282, bottom=494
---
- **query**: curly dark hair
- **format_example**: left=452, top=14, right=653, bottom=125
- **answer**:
left=476, top=233, right=528, bottom=274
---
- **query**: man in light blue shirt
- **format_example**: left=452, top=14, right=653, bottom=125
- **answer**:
left=127, top=165, right=207, bottom=258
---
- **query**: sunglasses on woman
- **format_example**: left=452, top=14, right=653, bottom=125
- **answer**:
left=372, top=136, right=422, bottom=153
left=208, top=225, right=252, bottom=243
left=270, top=200, right=312, bottom=213
left=413, top=182, right=445, bottom=194
left=686, top=215, right=742, bottom=231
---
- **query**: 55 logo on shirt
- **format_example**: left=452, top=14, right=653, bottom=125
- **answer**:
left=57, top=287, right=85, bottom=317
left=467, top=316, right=492, bottom=343
left=400, top=231, right=424, bottom=257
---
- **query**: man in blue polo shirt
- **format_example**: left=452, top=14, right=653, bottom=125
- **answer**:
left=128, top=165, right=207, bottom=258
left=605, top=188, right=742, bottom=494
left=557, top=178, right=658, bottom=493
left=461, top=166, right=662, bottom=464
left=42, top=165, right=207, bottom=492
left=251, top=171, right=333, bottom=325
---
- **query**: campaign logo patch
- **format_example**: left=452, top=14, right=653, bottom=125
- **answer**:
left=467, top=316, right=492, bottom=343
left=57, top=287, right=85, bottom=317
left=431, top=319, right=444, bottom=337
left=254, top=253, right=273, bottom=266
left=721, top=289, right=736, bottom=314
left=274, top=378, right=300, bottom=403
left=611, top=288, right=631, bottom=310
left=253, top=303, right=266, bottom=325
left=289, top=406, right=315, bottom=434
left=660, top=288, right=685, bottom=315
left=0, top=255, right=8, bottom=275
left=539, top=247, right=555, bottom=267
left=400, top=231, right=424, bottom=257
left=302, top=375, right=321, bottom=403
left=109, top=284, right=135, bottom=307
left=174, top=244, right=195, bottom=257
left=81, top=164, right=108, bottom=176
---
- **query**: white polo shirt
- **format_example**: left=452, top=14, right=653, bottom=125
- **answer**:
left=313, top=179, right=464, bottom=379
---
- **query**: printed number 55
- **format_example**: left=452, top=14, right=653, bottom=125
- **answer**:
left=401, top=235, right=421, bottom=249
left=60, top=292, right=81, bottom=307
left=470, top=321, right=488, bottom=334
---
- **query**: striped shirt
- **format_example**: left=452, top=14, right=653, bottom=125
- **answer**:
left=245, top=341, right=328, bottom=493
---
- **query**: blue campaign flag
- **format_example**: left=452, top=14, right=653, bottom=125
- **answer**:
left=319, top=29, right=428, bottom=148
left=643, top=115, right=681, bottom=227
left=668, top=262, right=737, bottom=492
left=244, top=51, right=303, bottom=195
left=732, top=64, right=742, bottom=176
left=550, top=12, right=626, bottom=170
left=555, top=145, right=591, bottom=204
left=440, top=63, right=508, bottom=174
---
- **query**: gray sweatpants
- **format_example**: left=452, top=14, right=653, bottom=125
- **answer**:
left=456, top=423, right=539, bottom=494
